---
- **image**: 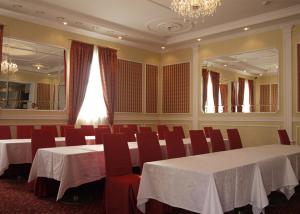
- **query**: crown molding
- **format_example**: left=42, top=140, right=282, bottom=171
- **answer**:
left=167, top=4, right=300, bottom=44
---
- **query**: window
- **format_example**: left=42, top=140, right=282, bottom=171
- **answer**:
left=76, top=46, right=107, bottom=125
left=205, top=73, right=215, bottom=113
left=242, top=80, right=250, bottom=113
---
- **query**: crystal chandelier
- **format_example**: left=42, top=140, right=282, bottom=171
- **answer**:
left=171, top=0, right=222, bottom=21
left=1, top=60, right=19, bottom=74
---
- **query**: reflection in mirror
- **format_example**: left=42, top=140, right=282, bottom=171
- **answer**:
left=0, top=38, right=65, bottom=110
left=202, top=48, right=279, bottom=113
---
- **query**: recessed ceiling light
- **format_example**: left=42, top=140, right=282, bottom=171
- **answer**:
left=197, top=38, right=202, bottom=41
left=63, top=22, right=68, bottom=25
left=37, top=66, right=40, bottom=70
left=161, top=46, right=166, bottom=50
left=244, top=27, right=249, bottom=31
left=47, top=74, right=51, bottom=76
left=259, top=73, right=263, bottom=76
left=224, top=64, right=227, bottom=67
left=118, top=36, right=123, bottom=40
left=243, top=70, right=247, bottom=73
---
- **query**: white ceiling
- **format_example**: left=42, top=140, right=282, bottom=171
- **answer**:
left=0, top=0, right=300, bottom=51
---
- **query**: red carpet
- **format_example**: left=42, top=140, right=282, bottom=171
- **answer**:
left=0, top=177, right=300, bottom=214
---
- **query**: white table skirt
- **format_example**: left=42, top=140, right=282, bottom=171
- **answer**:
left=0, top=136, right=95, bottom=175
left=137, top=144, right=300, bottom=214
left=28, top=138, right=197, bottom=200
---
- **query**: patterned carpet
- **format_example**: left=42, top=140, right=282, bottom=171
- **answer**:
left=0, top=176, right=300, bottom=214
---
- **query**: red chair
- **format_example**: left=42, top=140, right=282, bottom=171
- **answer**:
left=98, top=124, right=110, bottom=129
left=189, top=130, right=209, bottom=155
left=95, top=127, right=111, bottom=144
left=136, top=132, right=163, bottom=169
left=127, top=124, right=138, bottom=134
left=173, top=126, right=185, bottom=139
left=165, top=131, right=186, bottom=159
left=102, top=134, right=141, bottom=214
left=41, top=125, right=58, bottom=137
left=278, top=129, right=291, bottom=145
left=112, top=124, right=124, bottom=133
left=139, top=126, right=153, bottom=133
left=227, top=129, right=243, bottom=149
left=157, top=125, right=169, bottom=140
left=31, top=129, right=56, bottom=197
left=120, top=127, right=136, bottom=142
left=81, top=125, right=95, bottom=136
left=0, top=125, right=11, bottom=139
left=60, top=125, right=74, bottom=137
left=17, top=125, right=34, bottom=139
left=204, top=127, right=213, bottom=138
left=65, top=128, right=86, bottom=146
left=210, top=129, right=226, bottom=152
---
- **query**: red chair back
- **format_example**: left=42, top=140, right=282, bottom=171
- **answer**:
left=98, top=124, right=110, bottom=129
left=31, top=129, right=56, bottom=160
left=139, top=127, right=153, bottom=133
left=204, top=127, right=213, bottom=138
left=210, top=129, right=225, bottom=152
left=120, top=127, right=136, bottom=142
left=80, top=125, right=95, bottom=136
left=165, top=132, right=186, bottom=159
left=173, top=126, right=185, bottom=139
left=102, top=134, right=132, bottom=176
left=60, top=125, right=74, bottom=137
left=0, top=125, right=11, bottom=139
left=17, top=125, right=34, bottom=139
left=65, top=128, right=86, bottom=146
left=278, top=129, right=291, bottom=145
left=227, top=129, right=243, bottom=149
left=41, top=125, right=58, bottom=137
left=189, top=130, right=209, bottom=155
left=136, top=132, right=163, bottom=169
left=112, top=124, right=124, bottom=133
left=127, top=124, right=138, bottom=134
left=95, top=127, right=111, bottom=144
left=157, top=125, right=169, bottom=140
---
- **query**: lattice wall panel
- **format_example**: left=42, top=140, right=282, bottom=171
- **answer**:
left=146, top=64, right=158, bottom=113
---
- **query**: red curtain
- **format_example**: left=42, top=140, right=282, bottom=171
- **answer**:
left=202, top=69, right=209, bottom=111
left=68, top=41, right=94, bottom=125
left=210, top=71, right=220, bottom=112
left=0, top=24, right=3, bottom=71
left=237, top=78, right=245, bottom=112
left=220, top=84, right=228, bottom=112
left=231, top=81, right=236, bottom=112
left=248, top=79, right=254, bottom=112
left=98, top=47, right=117, bottom=125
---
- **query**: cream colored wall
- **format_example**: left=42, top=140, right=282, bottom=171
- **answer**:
left=0, top=15, right=160, bottom=125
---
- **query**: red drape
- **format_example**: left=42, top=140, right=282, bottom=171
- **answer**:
left=210, top=71, right=220, bottom=112
left=237, top=78, right=245, bottom=112
left=0, top=24, right=3, bottom=72
left=98, top=47, right=117, bottom=125
left=248, top=79, right=254, bottom=112
left=202, top=69, right=209, bottom=112
left=68, top=41, right=93, bottom=125
left=231, top=81, right=236, bottom=112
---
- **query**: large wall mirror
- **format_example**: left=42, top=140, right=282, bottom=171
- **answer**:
left=202, top=48, right=279, bottom=113
left=0, top=38, right=66, bottom=110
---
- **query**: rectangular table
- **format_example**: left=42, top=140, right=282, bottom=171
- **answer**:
left=137, top=144, right=300, bottom=214
left=0, top=136, right=95, bottom=175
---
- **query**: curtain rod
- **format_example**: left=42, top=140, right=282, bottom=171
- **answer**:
left=67, top=39, right=119, bottom=51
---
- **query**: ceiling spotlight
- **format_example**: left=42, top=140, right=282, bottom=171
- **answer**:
left=259, top=73, right=263, bottom=76
left=244, top=27, right=249, bottom=31
left=223, top=64, right=227, bottom=67
left=118, top=36, right=123, bottom=40
left=197, top=38, right=202, bottom=41
left=243, top=70, right=247, bottom=73
left=161, top=46, right=166, bottom=50
left=47, top=73, right=51, bottom=76
left=37, top=66, right=40, bottom=70
left=63, top=21, right=68, bottom=25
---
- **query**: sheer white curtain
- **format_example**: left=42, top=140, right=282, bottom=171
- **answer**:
left=205, top=73, right=215, bottom=113
left=218, top=87, right=223, bottom=113
left=76, top=46, right=107, bottom=125
left=242, top=80, right=250, bottom=113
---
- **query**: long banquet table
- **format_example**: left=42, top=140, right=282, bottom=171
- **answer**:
left=0, top=136, right=95, bottom=175
left=137, top=144, right=300, bottom=214
left=28, top=138, right=197, bottom=200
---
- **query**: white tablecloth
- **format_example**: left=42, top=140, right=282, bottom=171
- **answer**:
left=137, top=144, right=300, bottom=214
left=0, top=136, right=95, bottom=175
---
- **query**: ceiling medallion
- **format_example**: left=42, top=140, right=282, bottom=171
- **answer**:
left=171, top=0, right=222, bottom=22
